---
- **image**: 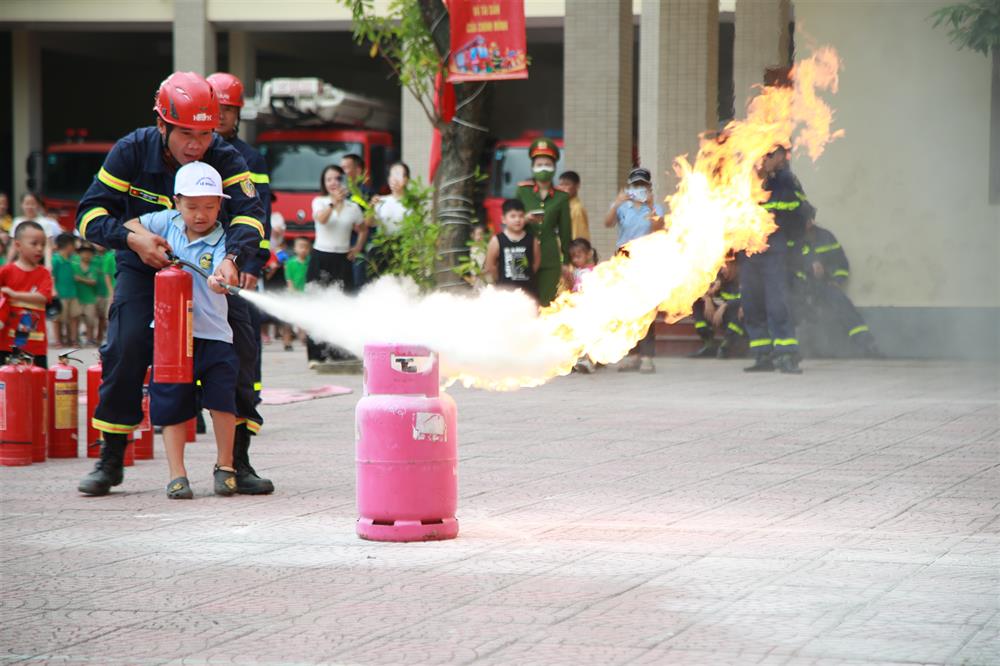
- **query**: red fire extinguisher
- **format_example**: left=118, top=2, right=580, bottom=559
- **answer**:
left=154, top=264, right=193, bottom=383
left=0, top=362, right=34, bottom=466
left=133, top=368, right=154, bottom=460
left=86, top=361, right=102, bottom=459
left=48, top=351, right=81, bottom=458
left=29, top=364, right=48, bottom=463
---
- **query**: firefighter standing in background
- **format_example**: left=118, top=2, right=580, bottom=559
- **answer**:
left=789, top=214, right=880, bottom=357
left=208, top=72, right=273, bottom=456
left=690, top=257, right=747, bottom=359
left=741, top=145, right=812, bottom=374
left=75, top=72, right=273, bottom=496
left=515, top=138, right=572, bottom=306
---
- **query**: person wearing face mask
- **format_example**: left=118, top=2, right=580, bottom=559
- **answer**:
left=515, top=138, right=572, bottom=306
left=604, top=167, right=665, bottom=373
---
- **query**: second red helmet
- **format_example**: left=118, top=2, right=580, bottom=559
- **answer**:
left=207, top=72, right=245, bottom=108
left=154, top=72, right=219, bottom=130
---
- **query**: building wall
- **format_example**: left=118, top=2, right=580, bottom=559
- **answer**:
left=792, top=0, right=998, bottom=358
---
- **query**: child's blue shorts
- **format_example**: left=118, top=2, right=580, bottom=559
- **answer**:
left=149, top=338, right=238, bottom=426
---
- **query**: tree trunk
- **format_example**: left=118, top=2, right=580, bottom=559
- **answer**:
left=419, top=0, right=491, bottom=291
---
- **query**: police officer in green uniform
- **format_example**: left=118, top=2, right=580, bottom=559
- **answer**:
left=515, top=138, right=572, bottom=306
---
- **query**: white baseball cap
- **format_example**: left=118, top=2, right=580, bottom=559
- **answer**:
left=174, top=161, right=231, bottom=199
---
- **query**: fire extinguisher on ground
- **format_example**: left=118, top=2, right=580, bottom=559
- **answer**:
left=49, top=351, right=82, bottom=458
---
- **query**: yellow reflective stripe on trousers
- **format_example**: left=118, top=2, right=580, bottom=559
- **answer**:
left=253, top=382, right=262, bottom=391
left=727, top=322, right=745, bottom=336
left=245, top=420, right=262, bottom=434
left=762, top=200, right=801, bottom=211
left=79, top=207, right=109, bottom=239
left=773, top=338, right=799, bottom=347
left=98, top=167, right=130, bottom=193
left=833, top=269, right=849, bottom=278
left=848, top=325, right=870, bottom=336
left=92, top=418, right=137, bottom=434
left=222, top=171, right=251, bottom=188
left=694, top=321, right=708, bottom=329
left=232, top=216, right=265, bottom=237
left=814, top=243, right=841, bottom=254
left=749, top=338, right=772, bottom=348
left=249, top=172, right=270, bottom=184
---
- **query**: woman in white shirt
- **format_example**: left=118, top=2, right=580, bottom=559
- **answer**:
left=8, top=191, right=63, bottom=266
left=306, top=165, right=365, bottom=365
left=364, top=161, right=411, bottom=277
left=309, top=165, right=366, bottom=291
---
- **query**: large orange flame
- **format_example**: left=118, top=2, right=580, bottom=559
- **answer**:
left=447, top=47, right=843, bottom=389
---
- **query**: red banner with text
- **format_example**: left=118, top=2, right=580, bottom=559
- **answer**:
left=448, top=0, right=528, bottom=83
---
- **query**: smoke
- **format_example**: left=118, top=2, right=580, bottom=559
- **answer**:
left=238, top=279, right=579, bottom=388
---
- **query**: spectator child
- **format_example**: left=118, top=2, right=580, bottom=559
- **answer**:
left=73, top=243, right=100, bottom=345
left=0, top=221, right=53, bottom=367
left=92, top=244, right=111, bottom=343
left=558, top=171, right=591, bottom=242
left=51, top=234, right=78, bottom=347
left=261, top=231, right=292, bottom=350
left=125, top=161, right=240, bottom=499
left=0, top=192, right=12, bottom=238
left=566, top=238, right=596, bottom=293
left=485, top=199, right=541, bottom=300
left=285, top=236, right=311, bottom=293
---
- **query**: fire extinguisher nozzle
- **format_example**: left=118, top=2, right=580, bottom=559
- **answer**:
left=225, top=285, right=242, bottom=296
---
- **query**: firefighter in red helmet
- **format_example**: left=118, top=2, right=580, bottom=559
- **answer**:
left=207, top=72, right=273, bottom=476
left=76, top=71, right=273, bottom=497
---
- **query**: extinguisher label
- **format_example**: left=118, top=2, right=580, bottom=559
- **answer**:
left=186, top=300, right=194, bottom=358
left=0, top=382, right=5, bottom=430
left=412, top=412, right=446, bottom=442
left=54, top=385, right=77, bottom=430
left=54, top=368, right=73, bottom=381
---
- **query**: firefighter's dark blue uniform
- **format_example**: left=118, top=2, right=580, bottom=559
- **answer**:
left=790, top=224, right=878, bottom=356
left=224, top=134, right=271, bottom=409
left=77, top=127, right=267, bottom=436
left=739, top=166, right=810, bottom=360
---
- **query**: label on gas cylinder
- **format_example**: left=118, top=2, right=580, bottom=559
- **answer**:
left=185, top=300, right=194, bottom=358
left=0, top=382, right=6, bottom=430
left=54, top=385, right=77, bottom=429
left=412, top=412, right=446, bottom=442
left=54, top=368, right=73, bottom=381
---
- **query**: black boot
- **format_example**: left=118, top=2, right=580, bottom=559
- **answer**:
left=233, top=425, right=274, bottom=495
left=78, top=434, right=128, bottom=496
left=744, top=354, right=775, bottom=372
left=687, top=340, right=718, bottom=358
left=775, top=353, right=804, bottom=374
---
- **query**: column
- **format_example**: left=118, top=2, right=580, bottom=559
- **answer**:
left=733, top=0, right=790, bottom=115
left=228, top=30, right=257, bottom=140
left=173, top=0, right=216, bottom=75
left=638, top=0, right=719, bottom=200
left=564, top=0, right=634, bottom=260
left=401, top=88, right=434, bottom=186
left=12, top=30, right=42, bottom=206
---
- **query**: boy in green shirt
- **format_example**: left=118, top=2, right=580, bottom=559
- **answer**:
left=51, top=234, right=78, bottom=346
left=284, top=236, right=311, bottom=292
left=73, top=243, right=99, bottom=345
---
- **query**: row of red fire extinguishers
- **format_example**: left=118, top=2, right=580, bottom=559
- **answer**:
left=0, top=258, right=236, bottom=467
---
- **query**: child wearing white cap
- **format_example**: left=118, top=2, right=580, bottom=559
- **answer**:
left=122, top=161, right=240, bottom=499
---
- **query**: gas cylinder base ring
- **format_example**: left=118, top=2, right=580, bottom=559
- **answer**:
left=356, top=517, right=459, bottom=542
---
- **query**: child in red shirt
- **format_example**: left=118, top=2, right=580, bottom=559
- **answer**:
left=0, top=221, right=53, bottom=367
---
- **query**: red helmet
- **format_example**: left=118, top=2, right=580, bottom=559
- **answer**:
left=153, top=72, right=219, bottom=130
left=207, top=72, right=245, bottom=108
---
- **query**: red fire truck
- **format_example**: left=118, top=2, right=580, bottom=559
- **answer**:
left=27, top=130, right=114, bottom=232
left=245, top=78, right=398, bottom=238
left=483, top=132, right=564, bottom=232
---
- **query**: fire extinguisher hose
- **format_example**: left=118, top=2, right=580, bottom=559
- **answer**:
left=164, top=253, right=242, bottom=296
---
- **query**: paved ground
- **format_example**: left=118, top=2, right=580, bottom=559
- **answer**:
left=2, top=346, right=998, bottom=665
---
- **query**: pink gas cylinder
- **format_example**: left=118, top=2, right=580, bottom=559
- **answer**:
left=355, top=343, right=458, bottom=542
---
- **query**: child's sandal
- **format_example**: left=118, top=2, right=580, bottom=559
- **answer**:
left=213, top=465, right=237, bottom=496
left=167, top=476, right=193, bottom=500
